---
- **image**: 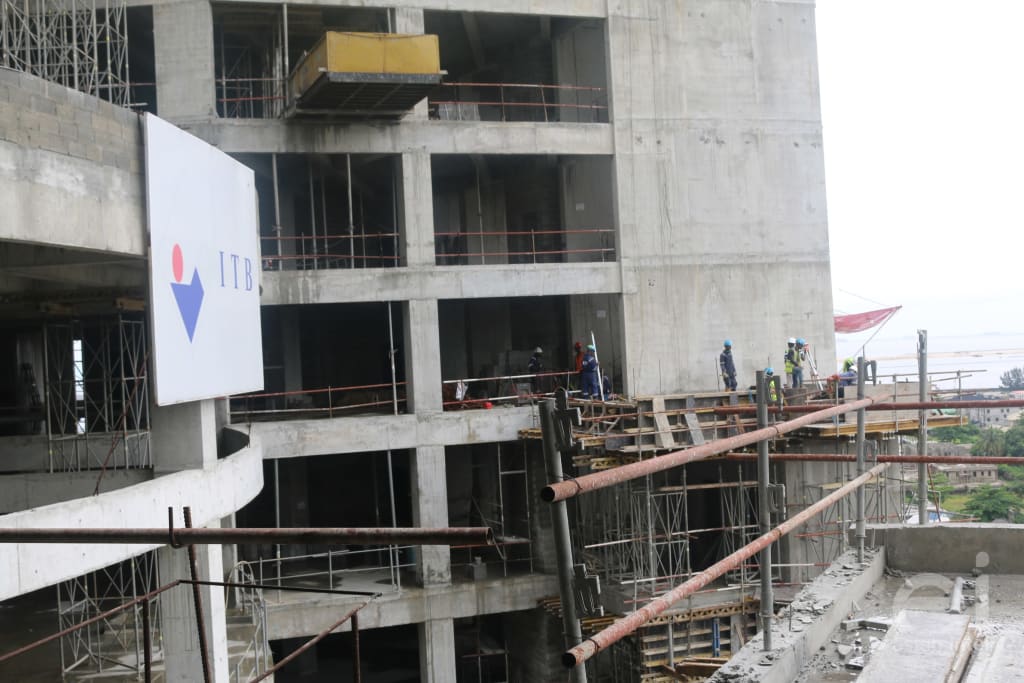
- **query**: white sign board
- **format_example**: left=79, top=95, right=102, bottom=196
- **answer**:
left=144, top=113, right=263, bottom=405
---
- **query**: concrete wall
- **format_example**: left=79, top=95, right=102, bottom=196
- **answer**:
left=0, top=69, right=145, bottom=256
left=608, top=1, right=835, bottom=395
left=876, top=524, right=1024, bottom=574
left=0, top=445, right=263, bottom=601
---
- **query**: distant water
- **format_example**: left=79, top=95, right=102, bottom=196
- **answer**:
left=834, top=332, right=1024, bottom=390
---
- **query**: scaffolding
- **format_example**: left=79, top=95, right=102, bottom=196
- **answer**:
left=1, top=0, right=130, bottom=106
left=58, top=551, right=160, bottom=678
left=43, top=314, right=151, bottom=472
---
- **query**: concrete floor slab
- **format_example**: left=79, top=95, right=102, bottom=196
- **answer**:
left=856, top=610, right=972, bottom=682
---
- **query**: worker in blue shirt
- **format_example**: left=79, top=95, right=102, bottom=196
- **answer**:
left=719, top=340, right=738, bottom=391
left=580, top=344, right=601, bottom=399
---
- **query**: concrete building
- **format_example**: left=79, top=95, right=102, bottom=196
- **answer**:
left=0, top=0, right=874, bottom=681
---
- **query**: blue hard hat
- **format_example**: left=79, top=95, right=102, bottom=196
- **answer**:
left=723, top=339, right=732, bottom=347
left=796, top=338, right=805, bottom=345
left=586, top=344, right=596, bottom=351
left=765, top=367, right=774, bottom=375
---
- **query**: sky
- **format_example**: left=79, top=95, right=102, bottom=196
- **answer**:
left=815, top=1, right=1024, bottom=368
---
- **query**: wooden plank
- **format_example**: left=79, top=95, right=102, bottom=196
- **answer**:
left=652, top=397, right=677, bottom=448
left=683, top=411, right=706, bottom=445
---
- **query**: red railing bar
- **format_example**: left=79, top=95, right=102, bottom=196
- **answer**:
left=434, top=228, right=614, bottom=237
left=430, top=99, right=606, bottom=110
left=439, top=81, right=604, bottom=92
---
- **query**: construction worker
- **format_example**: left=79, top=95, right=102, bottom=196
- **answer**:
left=719, top=340, right=737, bottom=391
left=580, top=344, right=601, bottom=399
left=573, top=341, right=584, bottom=373
left=842, top=357, right=855, bottom=373
left=765, top=367, right=779, bottom=403
left=528, top=347, right=544, bottom=392
left=784, top=338, right=796, bottom=387
left=787, top=338, right=805, bottom=388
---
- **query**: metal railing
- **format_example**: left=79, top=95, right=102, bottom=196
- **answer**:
left=430, top=82, right=609, bottom=123
left=242, top=545, right=412, bottom=596
left=261, top=232, right=400, bottom=270
left=226, top=562, right=271, bottom=682
left=442, top=369, right=583, bottom=410
left=435, top=227, right=615, bottom=265
left=216, top=76, right=285, bottom=119
left=230, top=381, right=407, bottom=421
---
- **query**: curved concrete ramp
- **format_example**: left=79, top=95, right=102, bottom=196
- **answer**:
left=0, top=445, right=263, bottom=601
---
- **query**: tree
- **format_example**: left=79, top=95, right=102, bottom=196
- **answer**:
left=963, top=485, right=1022, bottom=522
left=1001, top=367, right=1024, bottom=390
left=931, top=423, right=982, bottom=445
left=1005, top=417, right=1024, bottom=457
left=972, top=428, right=1007, bottom=457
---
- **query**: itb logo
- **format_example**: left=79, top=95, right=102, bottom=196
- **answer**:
left=170, top=243, right=204, bottom=342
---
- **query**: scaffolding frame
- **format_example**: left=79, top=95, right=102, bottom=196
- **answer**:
left=1, top=0, right=130, bottom=105
left=43, top=314, right=151, bottom=473
left=58, top=551, right=160, bottom=678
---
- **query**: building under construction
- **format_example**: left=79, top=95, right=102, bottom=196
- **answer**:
left=3, top=1, right=1022, bottom=681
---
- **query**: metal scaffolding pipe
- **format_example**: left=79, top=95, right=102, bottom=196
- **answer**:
left=562, top=462, right=889, bottom=668
left=855, top=357, right=867, bottom=564
left=542, top=397, right=878, bottom=503
left=722, top=453, right=1024, bottom=465
left=539, top=399, right=588, bottom=683
left=711, top=399, right=1024, bottom=414
left=0, top=527, right=494, bottom=546
left=755, top=370, right=772, bottom=650
left=918, top=330, right=929, bottom=524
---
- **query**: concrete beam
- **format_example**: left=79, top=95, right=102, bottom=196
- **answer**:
left=264, top=574, right=558, bottom=640
left=260, top=262, right=622, bottom=305
left=179, top=120, right=613, bottom=156
left=247, top=407, right=534, bottom=459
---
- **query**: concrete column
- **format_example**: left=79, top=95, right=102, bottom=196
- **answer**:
left=399, top=152, right=435, bottom=267
left=152, top=400, right=217, bottom=472
left=417, top=617, right=457, bottom=683
left=393, top=9, right=428, bottom=119
left=151, top=399, right=229, bottom=681
left=153, top=0, right=216, bottom=121
left=281, top=307, right=303, bottom=393
left=402, top=298, right=442, bottom=414
left=411, top=444, right=450, bottom=586
left=158, top=519, right=230, bottom=682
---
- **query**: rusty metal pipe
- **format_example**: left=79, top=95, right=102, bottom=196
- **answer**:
left=0, top=581, right=180, bottom=665
left=142, top=598, right=152, bottom=683
left=562, top=462, right=888, bottom=667
left=712, top=399, right=1024, bottom=414
left=251, top=604, right=367, bottom=682
left=722, top=453, right=1023, bottom=465
left=0, top=527, right=494, bottom=546
left=183, top=508, right=213, bottom=683
left=542, top=397, right=878, bottom=503
left=352, top=612, right=362, bottom=683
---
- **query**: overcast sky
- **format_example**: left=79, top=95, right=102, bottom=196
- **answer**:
left=816, top=1, right=1024, bottom=344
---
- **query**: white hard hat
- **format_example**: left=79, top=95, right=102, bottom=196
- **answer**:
left=534, top=347, right=543, bottom=354
left=788, top=337, right=796, bottom=344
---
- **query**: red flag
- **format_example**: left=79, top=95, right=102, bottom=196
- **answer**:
left=834, top=306, right=901, bottom=334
